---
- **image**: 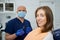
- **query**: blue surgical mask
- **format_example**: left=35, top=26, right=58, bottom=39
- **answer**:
left=18, top=11, right=26, bottom=18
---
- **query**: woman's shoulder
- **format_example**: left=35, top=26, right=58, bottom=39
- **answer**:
left=44, top=31, right=54, bottom=40
left=24, top=27, right=40, bottom=40
left=27, top=28, right=38, bottom=35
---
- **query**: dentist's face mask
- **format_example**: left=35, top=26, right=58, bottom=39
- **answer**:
left=18, top=11, right=26, bottom=18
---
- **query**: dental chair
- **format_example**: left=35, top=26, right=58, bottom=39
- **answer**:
left=53, top=29, right=60, bottom=40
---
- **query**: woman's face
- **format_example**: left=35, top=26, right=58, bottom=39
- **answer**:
left=36, top=9, right=47, bottom=27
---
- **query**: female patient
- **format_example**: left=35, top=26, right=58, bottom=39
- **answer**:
left=24, top=6, right=54, bottom=40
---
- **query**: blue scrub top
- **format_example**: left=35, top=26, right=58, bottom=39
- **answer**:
left=5, top=17, right=32, bottom=40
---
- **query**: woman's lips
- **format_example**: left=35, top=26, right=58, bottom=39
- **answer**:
left=37, top=21, right=42, bottom=24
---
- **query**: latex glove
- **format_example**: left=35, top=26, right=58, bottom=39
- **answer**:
left=26, top=27, right=32, bottom=34
left=15, top=29, right=24, bottom=37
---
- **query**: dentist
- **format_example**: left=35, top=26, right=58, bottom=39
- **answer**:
left=5, top=6, right=32, bottom=40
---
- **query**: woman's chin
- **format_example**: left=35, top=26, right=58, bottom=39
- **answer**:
left=38, top=24, right=43, bottom=27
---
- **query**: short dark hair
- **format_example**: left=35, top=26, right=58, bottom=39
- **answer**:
left=35, top=6, right=53, bottom=33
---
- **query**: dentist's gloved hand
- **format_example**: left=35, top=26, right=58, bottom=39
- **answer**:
left=26, top=27, right=32, bottom=34
left=15, top=29, right=24, bottom=37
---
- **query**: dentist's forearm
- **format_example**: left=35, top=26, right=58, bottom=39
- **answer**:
left=5, top=33, right=17, bottom=40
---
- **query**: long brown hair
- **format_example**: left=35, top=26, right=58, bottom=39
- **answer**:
left=35, top=6, right=53, bottom=33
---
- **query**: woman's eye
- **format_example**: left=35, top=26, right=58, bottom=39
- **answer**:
left=40, top=14, right=44, bottom=17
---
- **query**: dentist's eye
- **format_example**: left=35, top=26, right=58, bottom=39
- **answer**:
left=18, top=10, right=21, bottom=11
left=22, top=10, right=26, bottom=11
left=18, top=10, right=26, bottom=12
